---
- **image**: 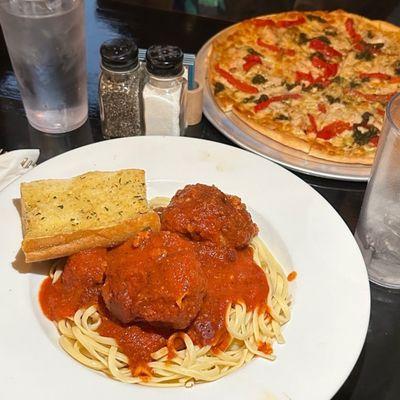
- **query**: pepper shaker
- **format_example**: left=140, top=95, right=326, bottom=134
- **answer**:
left=143, top=45, right=187, bottom=136
left=99, top=39, right=143, bottom=138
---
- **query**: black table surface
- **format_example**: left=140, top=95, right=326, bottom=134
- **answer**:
left=1, top=1, right=400, bottom=398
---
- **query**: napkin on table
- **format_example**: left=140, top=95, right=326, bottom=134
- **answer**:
left=0, top=149, right=40, bottom=191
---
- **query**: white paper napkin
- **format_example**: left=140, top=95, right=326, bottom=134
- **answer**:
left=0, top=149, right=40, bottom=191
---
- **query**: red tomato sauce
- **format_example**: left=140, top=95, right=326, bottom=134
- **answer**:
left=39, top=248, right=108, bottom=321
left=188, top=243, right=269, bottom=347
left=39, top=237, right=269, bottom=376
left=258, top=341, right=273, bottom=355
left=97, top=316, right=169, bottom=378
left=287, top=271, right=298, bottom=281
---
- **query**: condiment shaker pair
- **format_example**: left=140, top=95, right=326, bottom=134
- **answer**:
left=99, top=39, right=186, bottom=138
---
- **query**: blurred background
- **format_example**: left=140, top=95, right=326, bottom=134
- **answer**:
left=111, top=0, right=400, bottom=22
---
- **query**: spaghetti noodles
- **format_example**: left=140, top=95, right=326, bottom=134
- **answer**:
left=52, top=235, right=292, bottom=387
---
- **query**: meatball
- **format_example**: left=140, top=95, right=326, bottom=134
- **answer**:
left=161, top=184, right=258, bottom=248
left=61, top=248, right=107, bottom=288
left=102, top=231, right=205, bottom=329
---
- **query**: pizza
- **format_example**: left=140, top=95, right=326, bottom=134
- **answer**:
left=209, top=10, right=400, bottom=164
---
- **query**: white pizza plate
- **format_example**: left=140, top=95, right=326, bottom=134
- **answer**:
left=196, top=31, right=372, bottom=182
left=0, top=137, right=370, bottom=400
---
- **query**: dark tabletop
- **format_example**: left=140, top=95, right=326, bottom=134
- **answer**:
left=1, top=1, right=400, bottom=398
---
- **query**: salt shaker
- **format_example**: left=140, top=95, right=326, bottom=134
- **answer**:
left=143, top=45, right=187, bottom=136
left=99, top=39, right=143, bottom=138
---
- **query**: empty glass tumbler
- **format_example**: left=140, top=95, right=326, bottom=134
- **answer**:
left=0, top=0, right=88, bottom=133
left=356, top=93, right=400, bottom=289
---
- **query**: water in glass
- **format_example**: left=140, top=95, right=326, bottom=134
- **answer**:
left=355, top=94, right=400, bottom=288
left=0, top=0, right=88, bottom=133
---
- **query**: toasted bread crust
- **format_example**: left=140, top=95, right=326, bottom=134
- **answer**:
left=22, top=211, right=160, bottom=262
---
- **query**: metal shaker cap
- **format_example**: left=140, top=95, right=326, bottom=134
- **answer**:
left=146, top=45, right=184, bottom=77
left=100, top=38, right=139, bottom=71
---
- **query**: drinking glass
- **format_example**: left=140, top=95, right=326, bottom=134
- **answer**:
left=355, top=93, right=400, bottom=289
left=0, top=0, right=88, bottom=133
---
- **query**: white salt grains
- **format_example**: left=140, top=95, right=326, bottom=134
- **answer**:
left=143, top=82, right=183, bottom=136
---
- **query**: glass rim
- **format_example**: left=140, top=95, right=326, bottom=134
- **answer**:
left=386, top=92, right=400, bottom=134
left=0, top=0, right=82, bottom=18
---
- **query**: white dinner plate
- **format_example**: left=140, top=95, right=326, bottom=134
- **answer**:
left=0, top=136, right=370, bottom=400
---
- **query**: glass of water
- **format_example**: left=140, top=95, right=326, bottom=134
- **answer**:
left=355, top=93, right=400, bottom=289
left=0, top=0, right=88, bottom=133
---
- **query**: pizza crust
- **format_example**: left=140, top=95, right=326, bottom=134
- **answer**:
left=309, top=140, right=375, bottom=164
left=232, top=107, right=312, bottom=154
